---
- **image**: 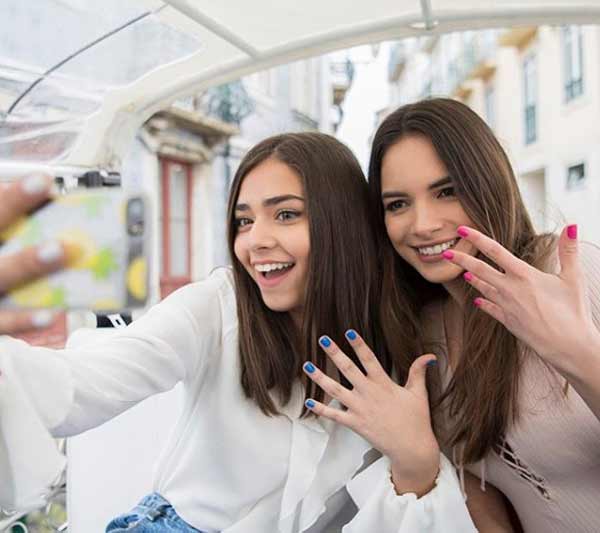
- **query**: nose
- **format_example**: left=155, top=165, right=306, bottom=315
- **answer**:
left=411, top=200, right=443, bottom=238
left=248, top=218, right=277, bottom=250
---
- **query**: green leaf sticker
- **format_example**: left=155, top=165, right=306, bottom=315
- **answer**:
left=90, top=248, right=118, bottom=280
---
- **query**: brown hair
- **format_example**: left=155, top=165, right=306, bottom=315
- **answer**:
left=368, top=98, right=554, bottom=463
left=227, top=132, right=390, bottom=416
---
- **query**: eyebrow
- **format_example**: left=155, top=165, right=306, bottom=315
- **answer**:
left=235, top=194, right=305, bottom=211
left=381, top=175, right=452, bottom=199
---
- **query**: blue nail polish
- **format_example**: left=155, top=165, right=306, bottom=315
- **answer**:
left=305, top=399, right=315, bottom=409
left=346, top=329, right=357, bottom=341
left=427, top=359, right=438, bottom=367
left=319, top=336, right=331, bottom=348
left=304, top=362, right=316, bottom=373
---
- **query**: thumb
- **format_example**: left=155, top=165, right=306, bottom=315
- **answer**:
left=558, top=224, right=579, bottom=282
left=405, top=353, right=437, bottom=395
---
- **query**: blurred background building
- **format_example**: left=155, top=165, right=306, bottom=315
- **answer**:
left=384, top=25, right=600, bottom=244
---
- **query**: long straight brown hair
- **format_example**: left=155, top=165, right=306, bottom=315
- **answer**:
left=227, top=132, right=390, bottom=416
left=368, top=98, right=555, bottom=463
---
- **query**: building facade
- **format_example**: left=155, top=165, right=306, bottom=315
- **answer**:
left=385, top=25, right=600, bottom=244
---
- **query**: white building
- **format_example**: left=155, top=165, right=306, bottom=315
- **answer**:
left=385, top=25, right=600, bottom=245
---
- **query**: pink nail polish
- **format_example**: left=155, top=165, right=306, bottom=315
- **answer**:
left=464, top=272, right=473, bottom=282
left=567, top=224, right=578, bottom=240
left=457, top=226, right=469, bottom=238
left=474, top=297, right=483, bottom=307
left=442, top=250, right=454, bottom=260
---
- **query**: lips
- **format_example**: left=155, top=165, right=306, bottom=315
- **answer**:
left=254, top=263, right=295, bottom=288
left=412, top=238, right=460, bottom=263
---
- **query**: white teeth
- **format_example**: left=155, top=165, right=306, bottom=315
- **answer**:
left=255, top=262, right=294, bottom=273
left=418, top=239, right=457, bottom=256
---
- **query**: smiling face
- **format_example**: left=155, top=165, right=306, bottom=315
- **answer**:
left=233, top=157, right=310, bottom=323
left=381, top=135, right=477, bottom=285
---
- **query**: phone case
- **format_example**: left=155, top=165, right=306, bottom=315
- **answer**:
left=0, top=190, right=149, bottom=311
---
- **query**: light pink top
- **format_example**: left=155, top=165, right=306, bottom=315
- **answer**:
left=428, top=242, right=600, bottom=533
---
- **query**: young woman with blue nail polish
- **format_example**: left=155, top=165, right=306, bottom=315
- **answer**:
left=0, top=132, right=476, bottom=533
left=368, top=98, right=600, bottom=533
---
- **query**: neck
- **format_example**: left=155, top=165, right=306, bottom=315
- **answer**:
left=290, top=308, right=303, bottom=331
left=442, top=276, right=467, bottom=309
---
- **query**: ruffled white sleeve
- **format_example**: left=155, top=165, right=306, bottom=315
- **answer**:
left=343, top=453, right=477, bottom=532
left=0, top=270, right=228, bottom=511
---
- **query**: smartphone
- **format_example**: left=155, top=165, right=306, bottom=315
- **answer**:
left=0, top=189, right=149, bottom=311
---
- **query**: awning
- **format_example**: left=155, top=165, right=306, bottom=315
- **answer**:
left=1, top=0, right=598, bottom=173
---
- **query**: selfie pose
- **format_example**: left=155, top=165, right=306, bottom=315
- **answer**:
left=0, top=133, right=477, bottom=532
left=305, top=98, right=600, bottom=532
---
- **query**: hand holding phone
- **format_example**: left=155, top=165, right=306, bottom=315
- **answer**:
left=0, top=174, right=69, bottom=334
left=0, top=182, right=149, bottom=313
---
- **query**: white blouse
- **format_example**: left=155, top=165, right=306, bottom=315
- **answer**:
left=0, top=268, right=476, bottom=532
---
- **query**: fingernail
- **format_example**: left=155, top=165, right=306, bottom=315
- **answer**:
left=319, top=336, right=331, bottom=348
left=38, top=241, right=64, bottom=263
left=457, top=226, right=469, bottom=238
left=464, top=272, right=473, bottom=282
left=474, top=297, right=483, bottom=307
left=567, top=224, right=578, bottom=240
left=345, top=329, right=357, bottom=341
left=442, top=250, right=454, bottom=260
left=427, top=359, right=438, bottom=367
left=32, top=310, right=55, bottom=328
left=21, top=174, right=50, bottom=195
left=305, top=399, right=315, bottom=409
left=304, top=362, right=316, bottom=374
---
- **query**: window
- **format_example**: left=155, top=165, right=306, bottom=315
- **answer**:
left=567, top=162, right=586, bottom=190
left=563, top=26, right=584, bottom=102
left=523, top=54, right=537, bottom=145
left=484, top=84, right=495, bottom=129
left=159, top=158, right=192, bottom=299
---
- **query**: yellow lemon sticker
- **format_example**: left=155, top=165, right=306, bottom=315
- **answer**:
left=127, top=256, right=147, bottom=300
left=9, top=279, right=65, bottom=308
left=57, top=229, right=97, bottom=269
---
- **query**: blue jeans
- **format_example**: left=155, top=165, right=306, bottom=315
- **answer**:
left=105, top=493, right=205, bottom=532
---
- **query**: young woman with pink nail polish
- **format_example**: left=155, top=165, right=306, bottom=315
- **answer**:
left=368, top=97, right=600, bottom=533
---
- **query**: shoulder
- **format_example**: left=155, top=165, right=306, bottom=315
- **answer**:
left=160, top=267, right=237, bottom=330
left=579, top=241, right=600, bottom=273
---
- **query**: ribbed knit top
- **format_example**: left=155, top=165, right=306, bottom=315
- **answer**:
left=428, top=242, right=600, bottom=533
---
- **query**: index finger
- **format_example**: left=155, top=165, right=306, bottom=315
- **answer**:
left=344, top=329, right=388, bottom=382
left=457, top=226, right=528, bottom=276
left=318, top=335, right=367, bottom=388
left=0, top=174, right=54, bottom=232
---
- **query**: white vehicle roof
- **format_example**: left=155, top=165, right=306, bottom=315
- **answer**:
left=1, top=0, right=598, bottom=173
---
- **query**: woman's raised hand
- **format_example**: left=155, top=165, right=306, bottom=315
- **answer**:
left=443, top=224, right=600, bottom=378
left=0, top=175, right=67, bottom=334
left=303, top=330, right=440, bottom=497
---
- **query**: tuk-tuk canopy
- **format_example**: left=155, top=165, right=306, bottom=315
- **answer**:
left=1, top=0, right=598, bottom=173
